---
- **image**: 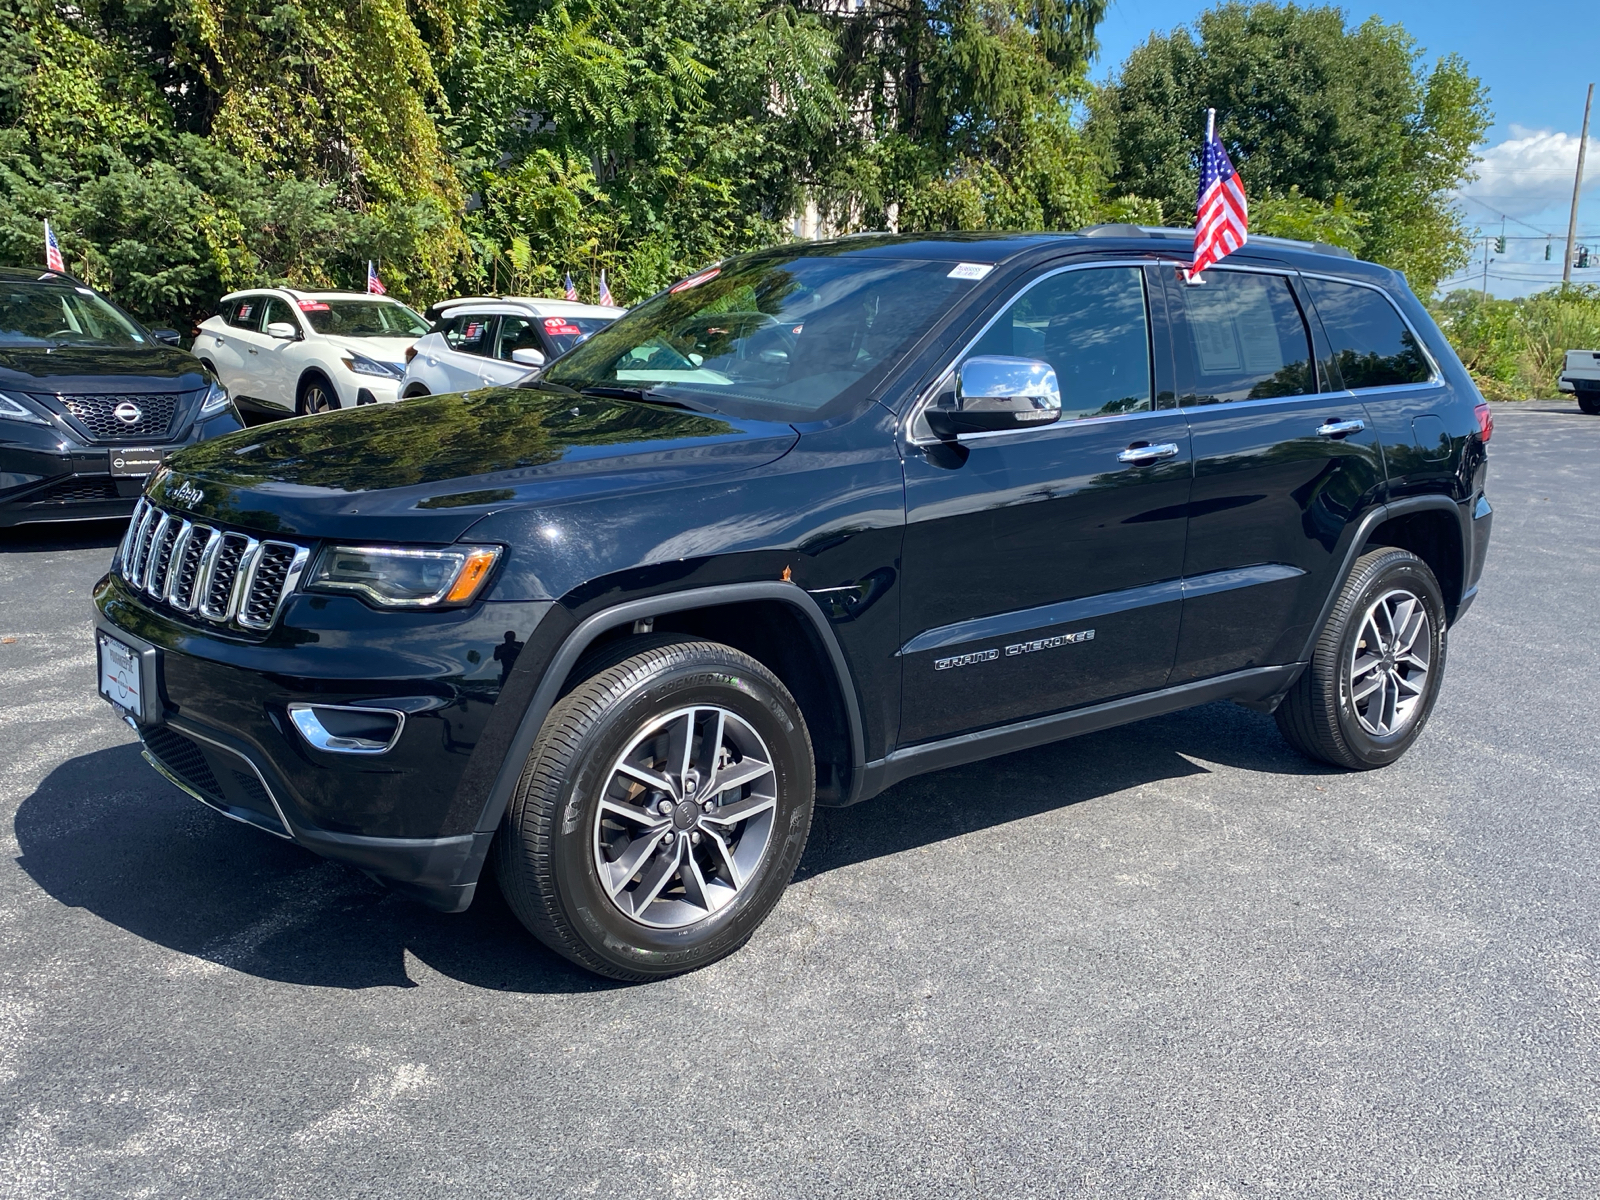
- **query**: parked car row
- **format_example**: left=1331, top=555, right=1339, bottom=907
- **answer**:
left=1, top=276, right=623, bottom=528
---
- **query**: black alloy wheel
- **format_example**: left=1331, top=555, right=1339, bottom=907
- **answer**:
left=495, top=639, right=815, bottom=981
left=1275, top=547, right=1448, bottom=770
left=297, top=375, right=338, bottom=415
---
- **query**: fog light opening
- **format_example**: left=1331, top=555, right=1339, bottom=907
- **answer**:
left=288, top=703, right=405, bottom=754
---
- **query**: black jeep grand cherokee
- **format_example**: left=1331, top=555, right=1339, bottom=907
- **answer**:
left=93, top=229, right=1493, bottom=980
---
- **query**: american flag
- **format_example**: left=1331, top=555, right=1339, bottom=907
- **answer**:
left=598, top=269, right=614, bottom=308
left=564, top=272, right=578, bottom=301
left=44, top=220, right=64, bottom=273
left=367, top=260, right=386, bottom=295
left=1191, top=109, right=1248, bottom=277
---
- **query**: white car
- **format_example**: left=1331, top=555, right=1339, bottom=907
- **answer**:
left=399, top=298, right=622, bottom=397
left=195, top=289, right=431, bottom=418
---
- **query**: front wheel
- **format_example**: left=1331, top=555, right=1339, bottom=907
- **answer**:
left=495, top=640, right=815, bottom=980
left=296, top=375, right=338, bottom=415
left=1275, top=547, right=1448, bottom=769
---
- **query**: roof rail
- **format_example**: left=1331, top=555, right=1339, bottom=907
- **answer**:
left=1073, top=224, right=1357, bottom=259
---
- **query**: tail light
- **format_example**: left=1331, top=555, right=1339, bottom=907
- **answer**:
left=1474, top=401, right=1494, bottom=443
left=404, top=346, right=418, bottom=364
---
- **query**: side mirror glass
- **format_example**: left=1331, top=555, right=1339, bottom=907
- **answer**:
left=510, top=347, right=546, bottom=367
left=265, top=321, right=299, bottom=341
left=925, top=355, right=1062, bottom=440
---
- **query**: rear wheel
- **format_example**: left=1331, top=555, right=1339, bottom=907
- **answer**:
left=296, top=375, right=338, bottom=415
left=1578, top=389, right=1600, bottom=415
left=495, top=640, right=815, bottom=980
left=1275, top=547, right=1448, bottom=770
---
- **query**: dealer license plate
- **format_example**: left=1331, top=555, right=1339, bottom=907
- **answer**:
left=98, top=632, right=142, bottom=719
left=110, top=447, right=165, bottom=476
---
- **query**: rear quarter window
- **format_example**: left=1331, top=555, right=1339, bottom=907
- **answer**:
left=1303, top=278, right=1432, bottom=389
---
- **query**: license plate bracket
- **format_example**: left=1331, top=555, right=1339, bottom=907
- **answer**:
left=98, top=632, right=144, bottom=720
left=110, top=447, right=165, bottom=476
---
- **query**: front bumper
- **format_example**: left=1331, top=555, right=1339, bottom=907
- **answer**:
left=94, top=574, right=553, bottom=911
left=1, top=411, right=243, bottom=527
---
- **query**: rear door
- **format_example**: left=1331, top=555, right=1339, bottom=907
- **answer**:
left=253, top=296, right=303, bottom=410
left=1160, top=265, right=1385, bottom=681
left=203, top=296, right=264, bottom=398
left=432, top=312, right=497, bottom=392
left=1297, top=275, right=1456, bottom=504
left=898, top=261, right=1193, bottom=744
left=485, top=314, right=543, bottom=384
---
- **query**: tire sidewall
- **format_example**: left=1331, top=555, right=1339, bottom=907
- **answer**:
left=299, top=375, right=336, bottom=414
left=1333, top=556, right=1448, bottom=766
left=545, top=657, right=813, bottom=976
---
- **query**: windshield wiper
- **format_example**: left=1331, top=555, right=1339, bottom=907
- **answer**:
left=578, top=385, right=707, bottom=412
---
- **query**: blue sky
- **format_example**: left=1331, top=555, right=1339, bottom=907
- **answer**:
left=1090, top=0, right=1600, bottom=295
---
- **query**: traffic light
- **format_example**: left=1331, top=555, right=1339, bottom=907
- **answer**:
left=1580, top=246, right=1592, bottom=270
left=1494, top=236, right=1506, bottom=254
left=1546, top=241, right=1552, bottom=260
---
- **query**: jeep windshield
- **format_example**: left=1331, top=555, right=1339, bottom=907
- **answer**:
left=539, top=251, right=982, bottom=419
left=0, top=282, right=149, bottom=348
left=299, top=300, right=429, bottom=338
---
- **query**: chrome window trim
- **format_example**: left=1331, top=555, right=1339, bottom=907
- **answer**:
left=905, top=258, right=1162, bottom=448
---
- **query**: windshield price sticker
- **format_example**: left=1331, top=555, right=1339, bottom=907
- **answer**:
left=948, top=262, right=994, bottom=281
left=297, top=300, right=330, bottom=311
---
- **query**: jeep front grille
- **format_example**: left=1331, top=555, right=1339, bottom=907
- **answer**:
left=116, top=499, right=309, bottom=632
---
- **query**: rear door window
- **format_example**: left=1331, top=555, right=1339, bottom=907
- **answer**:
left=227, top=297, right=264, bottom=330
left=1171, top=270, right=1316, bottom=404
left=444, top=314, right=493, bottom=356
left=965, top=266, right=1153, bottom=421
left=1301, top=277, right=1432, bottom=389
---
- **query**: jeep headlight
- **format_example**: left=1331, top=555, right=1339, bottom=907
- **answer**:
left=306, top=544, right=502, bottom=607
left=199, top=380, right=231, bottom=416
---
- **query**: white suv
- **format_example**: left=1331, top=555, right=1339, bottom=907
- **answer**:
left=195, top=289, right=430, bottom=418
left=400, top=298, right=622, bottom=397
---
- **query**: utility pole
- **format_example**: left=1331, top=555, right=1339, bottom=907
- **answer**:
left=1564, top=83, right=1593, bottom=286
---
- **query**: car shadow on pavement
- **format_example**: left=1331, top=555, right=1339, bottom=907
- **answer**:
left=15, top=702, right=1328, bottom=993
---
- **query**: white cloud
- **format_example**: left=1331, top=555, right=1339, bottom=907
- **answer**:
left=1458, top=124, right=1599, bottom=223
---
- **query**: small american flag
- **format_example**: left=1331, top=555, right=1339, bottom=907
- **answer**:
left=564, top=272, right=578, bottom=302
left=598, top=269, right=614, bottom=308
left=367, top=260, right=386, bottom=296
left=44, top=220, right=64, bottom=273
left=1191, top=109, right=1248, bottom=277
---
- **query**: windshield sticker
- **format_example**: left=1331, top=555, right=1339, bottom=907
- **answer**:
left=948, top=263, right=994, bottom=281
left=670, top=267, right=721, bottom=294
left=543, top=318, right=583, bottom=334
left=297, top=300, right=330, bottom=311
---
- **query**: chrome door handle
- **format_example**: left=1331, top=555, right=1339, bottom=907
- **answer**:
left=1316, top=418, right=1365, bottom=438
left=1118, top=442, right=1181, bottom=464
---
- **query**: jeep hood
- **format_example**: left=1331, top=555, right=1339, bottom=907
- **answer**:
left=149, top=387, right=799, bottom=541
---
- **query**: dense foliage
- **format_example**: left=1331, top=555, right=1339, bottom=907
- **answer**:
left=0, top=0, right=1117, bottom=327
left=1088, top=2, right=1490, bottom=294
left=0, top=0, right=1506, bottom=349
left=1432, top=287, right=1600, bottom=400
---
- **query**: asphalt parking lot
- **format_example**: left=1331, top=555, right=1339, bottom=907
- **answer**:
left=2, top=401, right=1597, bottom=1198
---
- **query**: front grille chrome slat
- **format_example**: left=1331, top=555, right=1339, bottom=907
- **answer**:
left=116, top=504, right=305, bottom=633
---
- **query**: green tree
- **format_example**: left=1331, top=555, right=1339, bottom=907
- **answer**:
left=1088, top=2, right=1490, bottom=293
